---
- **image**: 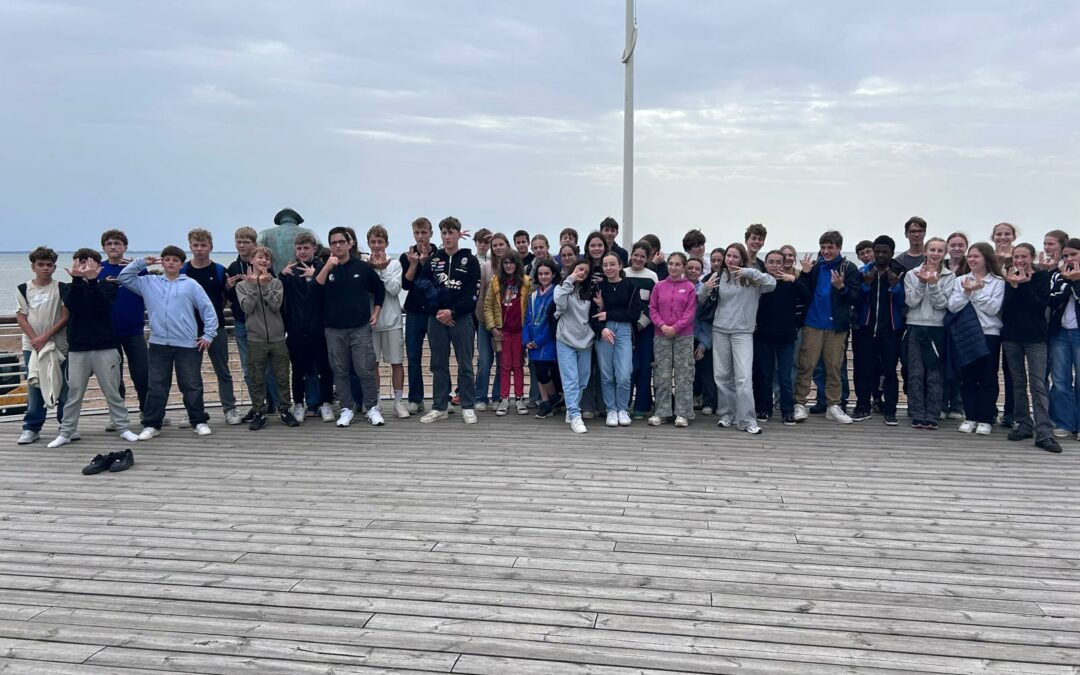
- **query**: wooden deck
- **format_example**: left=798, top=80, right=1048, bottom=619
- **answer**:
left=1, top=410, right=1079, bottom=674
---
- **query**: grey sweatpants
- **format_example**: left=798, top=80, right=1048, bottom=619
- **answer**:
left=905, top=325, right=944, bottom=422
left=1004, top=340, right=1052, bottom=441
left=325, top=325, right=379, bottom=411
left=59, top=348, right=130, bottom=437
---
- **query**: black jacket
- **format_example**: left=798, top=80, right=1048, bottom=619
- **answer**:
left=755, top=279, right=810, bottom=344
left=797, top=256, right=861, bottom=332
left=590, top=277, right=643, bottom=333
left=420, top=247, right=481, bottom=319
left=1001, top=269, right=1050, bottom=343
left=279, top=259, right=325, bottom=336
left=63, top=278, right=118, bottom=351
left=321, top=257, right=386, bottom=329
left=399, top=244, right=439, bottom=315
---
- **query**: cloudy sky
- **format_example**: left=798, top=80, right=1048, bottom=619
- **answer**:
left=2, top=0, right=1078, bottom=254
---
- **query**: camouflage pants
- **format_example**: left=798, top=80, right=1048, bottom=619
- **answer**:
left=654, top=334, right=695, bottom=418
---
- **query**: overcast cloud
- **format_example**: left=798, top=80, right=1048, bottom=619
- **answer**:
left=2, top=0, right=1078, bottom=252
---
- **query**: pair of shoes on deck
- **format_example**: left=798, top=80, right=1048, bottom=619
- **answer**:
left=82, top=449, right=135, bottom=475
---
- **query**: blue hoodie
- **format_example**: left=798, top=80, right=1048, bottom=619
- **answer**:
left=99, top=261, right=146, bottom=338
left=118, top=258, right=218, bottom=348
left=523, top=283, right=557, bottom=361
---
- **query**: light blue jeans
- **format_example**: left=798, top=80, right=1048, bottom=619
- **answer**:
left=1050, top=328, right=1080, bottom=432
left=595, top=321, right=633, bottom=414
left=557, top=341, right=592, bottom=420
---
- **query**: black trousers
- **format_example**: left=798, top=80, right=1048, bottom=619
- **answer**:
left=852, top=329, right=901, bottom=415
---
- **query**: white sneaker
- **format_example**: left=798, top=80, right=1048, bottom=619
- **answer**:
left=648, top=415, right=663, bottom=426
left=1053, top=428, right=1070, bottom=438
left=674, top=416, right=688, bottom=427
left=393, top=400, right=410, bottom=418
left=958, top=420, right=976, bottom=434
left=319, top=403, right=335, bottom=422
left=462, top=409, right=477, bottom=424
left=473, top=402, right=488, bottom=412
left=366, top=407, right=385, bottom=426
left=194, top=423, right=212, bottom=436
left=225, top=408, right=243, bottom=425
left=291, top=404, right=306, bottom=425
left=617, top=410, right=632, bottom=426
left=137, top=427, right=160, bottom=441
left=17, top=430, right=39, bottom=445
left=47, top=435, right=71, bottom=449
left=793, top=404, right=808, bottom=422
left=570, top=416, right=588, bottom=434
left=717, top=415, right=733, bottom=428
left=744, top=423, right=762, bottom=435
left=420, top=409, right=449, bottom=423
left=606, top=412, right=619, bottom=427
left=407, top=401, right=424, bottom=414
left=975, top=422, right=992, bottom=436
left=104, top=419, right=117, bottom=432
left=516, top=399, right=529, bottom=415
left=826, top=405, right=853, bottom=424
left=120, top=430, right=139, bottom=443
left=495, top=399, right=510, bottom=416
left=701, top=407, right=714, bottom=416
left=336, top=408, right=355, bottom=427
left=947, top=411, right=965, bottom=420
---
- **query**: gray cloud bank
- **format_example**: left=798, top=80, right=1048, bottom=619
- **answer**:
left=2, top=0, right=1078, bottom=252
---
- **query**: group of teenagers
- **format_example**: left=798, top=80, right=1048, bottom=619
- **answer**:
left=13, top=209, right=1079, bottom=454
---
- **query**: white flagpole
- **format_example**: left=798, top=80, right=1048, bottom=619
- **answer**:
left=622, top=0, right=637, bottom=252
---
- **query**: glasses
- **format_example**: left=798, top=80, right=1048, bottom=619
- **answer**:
left=329, top=239, right=349, bottom=246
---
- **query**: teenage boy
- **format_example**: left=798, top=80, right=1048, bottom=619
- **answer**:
left=99, top=229, right=149, bottom=427
left=753, top=250, right=810, bottom=425
left=257, top=207, right=320, bottom=276
left=235, top=246, right=299, bottom=430
left=182, top=229, right=240, bottom=425
left=793, top=230, right=860, bottom=424
left=280, top=232, right=335, bottom=422
left=600, top=217, right=629, bottom=265
left=48, top=250, right=139, bottom=447
left=856, top=240, right=875, bottom=265
left=560, top=228, right=579, bottom=248
left=367, top=225, right=409, bottom=419
left=119, top=247, right=217, bottom=438
left=474, top=228, right=492, bottom=266
left=896, top=216, right=927, bottom=271
left=400, top=217, right=438, bottom=413
left=15, top=247, right=69, bottom=445
left=225, top=226, right=278, bottom=420
left=683, top=229, right=708, bottom=274
left=419, top=217, right=481, bottom=424
left=514, top=229, right=535, bottom=269
left=744, top=224, right=768, bottom=272
left=851, top=235, right=906, bottom=425
left=317, top=226, right=386, bottom=427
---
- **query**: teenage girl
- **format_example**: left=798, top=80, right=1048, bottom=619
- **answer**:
left=904, top=237, right=956, bottom=430
left=485, top=249, right=532, bottom=415
left=947, top=242, right=1004, bottom=435
left=648, top=252, right=697, bottom=426
left=1001, top=243, right=1060, bottom=452
left=991, top=223, right=1017, bottom=428
left=524, top=259, right=560, bottom=418
left=592, top=252, right=642, bottom=427
left=475, top=232, right=510, bottom=410
left=702, top=243, right=776, bottom=434
left=625, top=241, right=659, bottom=419
left=579, top=231, right=609, bottom=418
left=555, top=260, right=597, bottom=434
left=1049, top=238, right=1080, bottom=442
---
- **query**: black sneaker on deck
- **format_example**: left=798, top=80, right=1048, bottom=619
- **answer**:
left=535, top=401, right=554, bottom=419
left=850, top=407, right=872, bottom=422
left=249, top=412, right=266, bottom=430
left=241, top=408, right=256, bottom=423
left=924, top=420, right=939, bottom=431
left=883, top=414, right=898, bottom=426
left=280, top=410, right=300, bottom=427
left=1008, top=427, right=1033, bottom=442
left=809, top=401, right=827, bottom=415
left=1035, top=437, right=1063, bottom=453
left=756, top=412, right=770, bottom=422
left=782, top=414, right=796, bottom=426
left=108, top=449, right=135, bottom=472
left=82, top=453, right=119, bottom=476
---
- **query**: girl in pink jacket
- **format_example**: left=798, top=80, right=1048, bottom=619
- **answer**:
left=648, top=252, right=698, bottom=426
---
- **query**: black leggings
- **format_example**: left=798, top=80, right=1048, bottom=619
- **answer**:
left=960, top=334, right=1001, bottom=424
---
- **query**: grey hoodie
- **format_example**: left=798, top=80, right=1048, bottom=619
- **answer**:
left=700, top=266, right=776, bottom=334
left=554, top=278, right=595, bottom=350
left=904, top=264, right=956, bottom=327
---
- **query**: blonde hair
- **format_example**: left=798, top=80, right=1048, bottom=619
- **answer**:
left=187, top=228, right=213, bottom=245
left=234, top=226, right=257, bottom=242
left=252, top=246, right=273, bottom=263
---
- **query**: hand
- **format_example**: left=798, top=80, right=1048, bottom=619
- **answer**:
left=916, top=264, right=938, bottom=285
left=119, top=257, right=133, bottom=265
left=369, top=309, right=380, bottom=327
left=592, top=291, right=604, bottom=309
left=29, top=334, right=48, bottom=352
left=257, top=269, right=271, bottom=284
left=592, top=310, right=608, bottom=322
left=863, top=267, right=878, bottom=285
left=459, top=229, right=471, bottom=239
left=436, top=309, right=454, bottom=326
left=886, top=269, right=899, bottom=287
left=196, top=337, right=212, bottom=352
left=226, top=273, right=244, bottom=289
left=1063, top=263, right=1080, bottom=281
left=830, top=269, right=845, bottom=289
left=703, top=274, right=719, bottom=289
left=694, top=345, right=705, bottom=361
left=652, top=250, right=665, bottom=265
left=572, top=266, right=588, bottom=283
left=144, top=256, right=161, bottom=266
left=298, top=262, right=316, bottom=279
left=369, top=251, right=389, bottom=269
left=491, top=327, right=503, bottom=341
left=961, top=276, right=984, bottom=294
left=661, top=325, right=676, bottom=337
left=244, top=264, right=259, bottom=284
left=281, top=261, right=297, bottom=277
left=800, top=254, right=813, bottom=274
left=602, top=328, right=615, bottom=344
left=1039, top=251, right=1053, bottom=269
left=324, top=255, right=339, bottom=271
left=1008, top=266, right=1032, bottom=287
left=526, top=341, right=537, bottom=350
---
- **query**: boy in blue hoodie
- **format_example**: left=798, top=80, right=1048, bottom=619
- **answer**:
left=851, top=235, right=906, bottom=425
left=98, top=229, right=149, bottom=426
left=119, top=246, right=218, bottom=440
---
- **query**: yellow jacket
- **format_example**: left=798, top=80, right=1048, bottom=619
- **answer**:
left=484, top=275, right=532, bottom=331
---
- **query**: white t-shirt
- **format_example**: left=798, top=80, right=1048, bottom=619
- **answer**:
left=1064, top=297, right=1077, bottom=330
left=15, top=278, right=68, bottom=354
